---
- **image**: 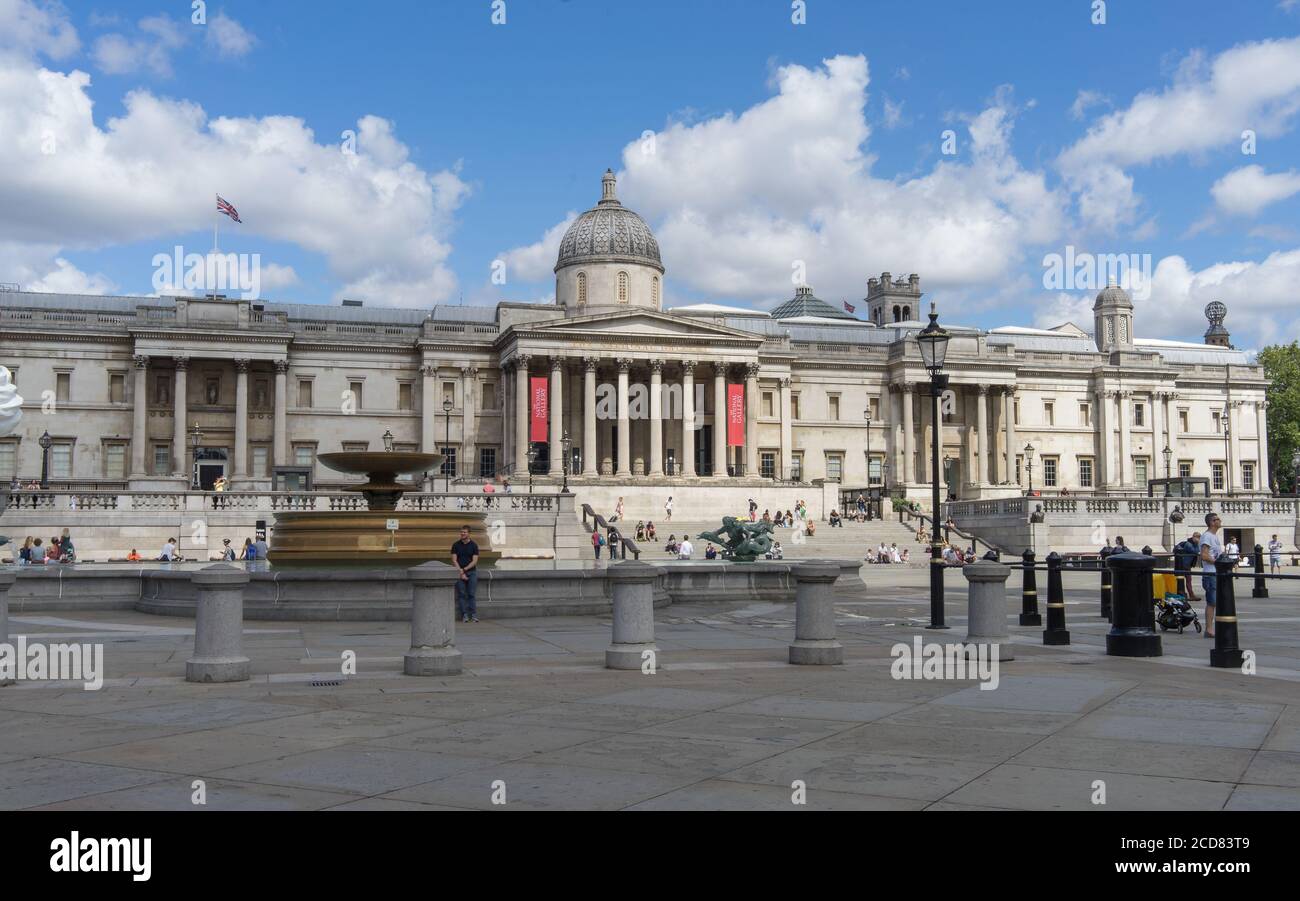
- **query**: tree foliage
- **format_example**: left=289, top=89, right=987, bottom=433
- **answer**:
left=1258, top=342, right=1300, bottom=492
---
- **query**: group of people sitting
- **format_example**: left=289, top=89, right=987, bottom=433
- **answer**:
left=866, top=542, right=909, bottom=564
left=14, top=532, right=76, bottom=564
left=942, top=544, right=978, bottom=566
left=633, top=521, right=659, bottom=542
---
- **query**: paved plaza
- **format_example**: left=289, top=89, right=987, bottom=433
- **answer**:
left=2, top=566, right=1297, bottom=811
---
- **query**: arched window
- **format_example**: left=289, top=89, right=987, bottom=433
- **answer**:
left=576, top=272, right=587, bottom=306
left=617, top=271, right=629, bottom=303
left=893, top=304, right=901, bottom=322
left=651, top=276, right=660, bottom=307
left=902, top=305, right=911, bottom=321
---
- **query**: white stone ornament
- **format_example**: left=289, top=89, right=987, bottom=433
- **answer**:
left=0, top=366, right=23, bottom=437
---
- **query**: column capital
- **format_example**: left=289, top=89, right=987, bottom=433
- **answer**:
left=1117, top=389, right=1131, bottom=399
left=422, top=363, right=438, bottom=377
left=650, top=359, right=665, bottom=373
left=462, top=364, right=479, bottom=378
left=681, top=359, right=697, bottom=372
left=1003, top=386, right=1018, bottom=398
left=234, top=358, right=251, bottom=373
left=517, top=353, right=533, bottom=368
left=780, top=376, right=793, bottom=388
left=173, top=356, right=190, bottom=371
left=1259, top=399, right=1270, bottom=410
left=132, top=354, right=149, bottom=369
left=583, top=356, right=599, bottom=372
left=274, top=359, right=289, bottom=373
left=711, top=361, right=727, bottom=376
left=549, top=355, right=564, bottom=372
left=977, top=383, right=988, bottom=396
left=616, top=357, right=632, bottom=373
left=745, top=362, right=761, bottom=379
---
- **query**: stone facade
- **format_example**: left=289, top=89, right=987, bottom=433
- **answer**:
left=0, top=171, right=1271, bottom=501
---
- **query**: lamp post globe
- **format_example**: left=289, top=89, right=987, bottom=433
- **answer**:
left=914, top=305, right=950, bottom=630
left=38, top=430, right=52, bottom=490
left=382, top=429, right=395, bottom=453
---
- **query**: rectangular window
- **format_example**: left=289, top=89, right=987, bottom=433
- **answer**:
left=152, top=374, right=169, bottom=405
left=103, top=442, right=127, bottom=480
left=109, top=373, right=125, bottom=404
left=153, top=444, right=171, bottom=475
left=294, top=444, right=316, bottom=468
left=761, top=391, right=774, bottom=418
left=1213, top=411, right=1222, bottom=433
left=1015, top=456, right=1023, bottom=484
left=868, top=455, right=883, bottom=486
left=1014, top=399, right=1020, bottom=425
left=0, top=440, right=17, bottom=480
left=1078, top=457, right=1094, bottom=489
left=298, top=380, right=313, bottom=408
left=1133, top=403, right=1145, bottom=427
left=341, top=442, right=369, bottom=453
left=479, top=447, right=497, bottom=478
left=56, top=372, right=71, bottom=403
left=1178, top=461, right=1192, bottom=479
left=442, top=382, right=456, bottom=406
left=1211, top=462, right=1225, bottom=491
left=398, top=382, right=414, bottom=411
left=1134, top=457, right=1149, bottom=488
left=205, top=377, right=220, bottom=405
left=826, top=453, right=843, bottom=482
left=439, top=446, right=457, bottom=478
left=251, top=446, right=270, bottom=478
left=760, top=451, right=776, bottom=479
left=791, top=452, right=803, bottom=481
left=828, top=396, right=840, bottom=421
left=482, top=382, right=497, bottom=410
left=791, top=394, right=801, bottom=420
left=50, top=441, right=73, bottom=479
left=254, top=379, right=270, bottom=410
left=1044, top=401, right=1055, bottom=427
left=1043, top=456, right=1058, bottom=488
left=1179, top=410, right=1189, bottom=433
left=1242, top=461, right=1255, bottom=491
left=868, top=397, right=880, bottom=420
left=348, top=381, right=363, bottom=410
left=1079, top=402, right=1091, bottom=428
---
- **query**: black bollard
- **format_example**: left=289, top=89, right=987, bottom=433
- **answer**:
left=1043, top=551, right=1070, bottom=645
left=1099, top=547, right=1113, bottom=621
left=1252, top=544, right=1269, bottom=599
left=1141, top=544, right=1153, bottom=557
left=1105, top=551, right=1163, bottom=657
left=1019, top=549, right=1041, bottom=626
left=1210, top=556, right=1245, bottom=668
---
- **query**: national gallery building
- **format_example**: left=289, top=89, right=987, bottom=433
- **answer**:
left=0, top=170, right=1272, bottom=503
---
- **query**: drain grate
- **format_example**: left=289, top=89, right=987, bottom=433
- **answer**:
left=310, top=679, right=344, bottom=687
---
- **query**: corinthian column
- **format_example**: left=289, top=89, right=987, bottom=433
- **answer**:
left=583, top=357, right=598, bottom=476
left=779, top=377, right=792, bottom=481
left=976, top=384, right=989, bottom=485
left=462, top=365, right=478, bottom=479
left=130, top=355, right=149, bottom=478
left=1257, top=400, right=1270, bottom=491
left=549, top=357, right=564, bottom=474
left=422, top=364, right=438, bottom=454
left=713, top=362, right=727, bottom=478
left=1117, top=390, right=1131, bottom=486
left=744, top=363, right=760, bottom=477
left=681, top=361, right=696, bottom=478
left=514, top=356, right=530, bottom=475
left=616, top=358, right=631, bottom=477
left=902, top=383, right=915, bottom=484
left=172, top=357, right=189, bottom=476
left=273, top=360, right=288, bottom=467
left=233, top=359, right=249, bottom=479
left=649, top=360, right=664, bottom=477
left=1004, top=388, right=1018, bottom=486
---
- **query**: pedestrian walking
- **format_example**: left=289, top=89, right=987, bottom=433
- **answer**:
left=1269, top=533, right=1284, bottom=574
left=591, top=528, right=604, bottom=560
left=1199, top=512, right=1226, bottom=639
left=221, top=538, right=236, bottom=561
left=1174, top=531, right=1201, bottom=601
left=664, top=496, right=673, bottom=522
left=452, top=525, right=480, bottom=623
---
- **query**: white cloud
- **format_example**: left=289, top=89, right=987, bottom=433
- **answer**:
left=1210, top=164, right=1300, bottom=216
left=0, top=0, right=79, bottom=60
left=498, top=213, right=576, bottom=285
left=1069, top=89, right=1108, bottom=121
left=24, top=255, right=114, bottom=294
left=0, top=57, right=469, bottom=306
left=1058, top=36, right=1300, bottom=231
left=92, top=14, right=187, bottom=77
left=501, top=55, right=1066, bottom=308
left=881, top=95, right=904, bottom=129
left=206, top=12, right=256, bottom=58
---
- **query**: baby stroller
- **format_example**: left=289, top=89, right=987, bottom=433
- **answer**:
left=1152, top=573, right=1200, bottom=633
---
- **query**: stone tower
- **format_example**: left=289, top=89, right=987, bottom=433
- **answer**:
left=1092, top=281, right=1135, bottom=353
left=865, top=272, right=922, bottom=325
left=1203, top=301, right=1232, bottom=348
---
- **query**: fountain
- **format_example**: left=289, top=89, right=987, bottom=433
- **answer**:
left=268, top=449, right=500, bottom=567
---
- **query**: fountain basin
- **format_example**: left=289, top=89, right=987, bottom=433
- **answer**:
left=268, top=510, right=500, bottom=567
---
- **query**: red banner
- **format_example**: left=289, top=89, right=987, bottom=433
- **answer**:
left=727, top=383, right=745, bottom=447
left=529, top=376, right=548, bottom=442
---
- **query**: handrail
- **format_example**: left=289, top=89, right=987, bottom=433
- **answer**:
left=580, top=503, right=640, bottom=560
left=906, top=508, right=1009, bottom=557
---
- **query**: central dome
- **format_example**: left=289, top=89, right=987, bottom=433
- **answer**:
left=555, top=170, right=663, bottom=274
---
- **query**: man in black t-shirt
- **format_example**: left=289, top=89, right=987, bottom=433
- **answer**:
left=451, top=525, right=480, bottom=623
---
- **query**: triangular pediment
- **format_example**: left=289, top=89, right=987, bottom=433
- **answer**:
left=522, top=308, right=761, bottom=341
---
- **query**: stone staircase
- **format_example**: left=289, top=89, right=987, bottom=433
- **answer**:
left=607, top=517, right=928, bottom=564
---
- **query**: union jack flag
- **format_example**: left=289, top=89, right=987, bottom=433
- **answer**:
left=843, top=301, right=856, bottom=314
left=216, top=195, right=242, bottom=223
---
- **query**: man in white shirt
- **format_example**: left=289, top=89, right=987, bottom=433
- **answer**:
left=677, top=537, right=693, bottom=560
left=160, top=538, right=177, bottom=561
left=1199, top=513, right=1225, bottom=638
left=1269, top=534, right=1284, bottom=574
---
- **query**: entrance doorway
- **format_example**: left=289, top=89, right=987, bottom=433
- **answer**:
left=697, top=425, right=713, bottom=475
left=195, top=448, right=228, bottom=490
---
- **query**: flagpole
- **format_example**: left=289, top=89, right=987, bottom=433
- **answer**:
left=213, top=193, right=219, bottom=254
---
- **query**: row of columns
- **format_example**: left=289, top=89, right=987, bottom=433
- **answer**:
left=129, top=355, right=288, bottom=480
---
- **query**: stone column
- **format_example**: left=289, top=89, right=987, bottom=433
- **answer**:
left=186, top=564, right=251, bottom=683
left=172, top=357, right=189, bottom=476
left=1095, top=388, right=1110, bottom=489
left=1117, top=390, right=1131, bottom=487
left=462, top=365, right=478, bottom=478
left=547, top=357, right=563, bottom=475
left=501, top=363, right=513, bottom=471
left=1228, top=401, right=1241, bottom=491
left=788, top=561, right=844, bottom=665
left=1151, top=391, right=1165, bottom=477
left=583, top=357, right=598, bottom=476
left=130, top=355, right=149, bottom=477
left=744, top=363, right=760, bottom=477
left=273, top=360, right=288, bottom=467
left=1165, top=392, right=1178, bottom=470
left=0, top=569, right=14, bottom=685
left=902, top=384, right=916, bottom=484
left=605, top=560, right=664, bottom=669
left=616, top=358, right=632, bottom=477
left=779, top=377, right=793, bottom=480
left=681, top=361, right=696, bottom=477
left=712, top=362, right=727, bottom=478
left=233, top=359, right=249, bottom=479
left=649, top=360, right=664, bottom=476
left=422, top=364, right=438, bottom=454
left=1257, top=400, right=1270, bottom=490
left=1004, top=388, right=1018, bottom=486
left=976, top=384, right=989, bottom=485
left=404, top=562, right=463, bottom=675
left=963, top=558, right=1014, bottom=663
left=514, top=355, right=530, bottom=475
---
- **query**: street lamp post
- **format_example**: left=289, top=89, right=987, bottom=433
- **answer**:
left=916, top=307, right=951, bottom=630
left=189, top=422, right=203, bottom=490
left=560, top=429, right=572, bottom=494
left=1292, top=449, right=1300, bottom=499
left=1222, top=407, right=1232, bottom=497
left=1024, top=442, right=1035, bottom=496
left=526, top=443, right=536, bottom=494
left=864, top=410, right=873, bottom=494
left=1163, top=445, right=1173, bottom=481
left=38, top=430, right=52, bottom=490
left=442, top=399, right=454, bottom=492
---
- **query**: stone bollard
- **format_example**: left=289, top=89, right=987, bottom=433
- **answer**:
left=1211, top=556, right=1245, bottom=669
left=0, top=569, right=14, bottom=686
left=1042, top=551, right=1070, bottom=646
left=186, top=564, right=251, bottom=683
left=606, top=560, right=664, bottom=669
left=1252, top=544, right=1269, bottom=599
left=1105, top=551, right=1163, bottom=657
left=1019, top=549, right=1041, bottom=627
left=789, top=561, right=844, bottom=665
left=404, top=561, right=463, bottom=676
left=963, top=558, right=1014, bottom=662
left=1099, top=547, right=1113, bottom=621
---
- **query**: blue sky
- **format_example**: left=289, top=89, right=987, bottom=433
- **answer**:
left=3, top=0, right=1300, bottom=347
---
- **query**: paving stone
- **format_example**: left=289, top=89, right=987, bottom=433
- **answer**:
left=941, top=763, right=1235, bottom=810
left=384, top=762, right=693, bottom=811
left=626, top=779, right=926, bottom=811
left=721, top=748, right=996, bottom=801
left=211, top=746, right=491, bottom=795
left=805, top=722, right=1044, bottom=762
left=1010, top=735, right=1256, bottom=780
left=0, top=758, right=168, bottom=809
left=30, top=777, right=358, bottom=811
left=718, top=696, right=912, bottom=723
left=368, top=720, right=607, bottom=759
